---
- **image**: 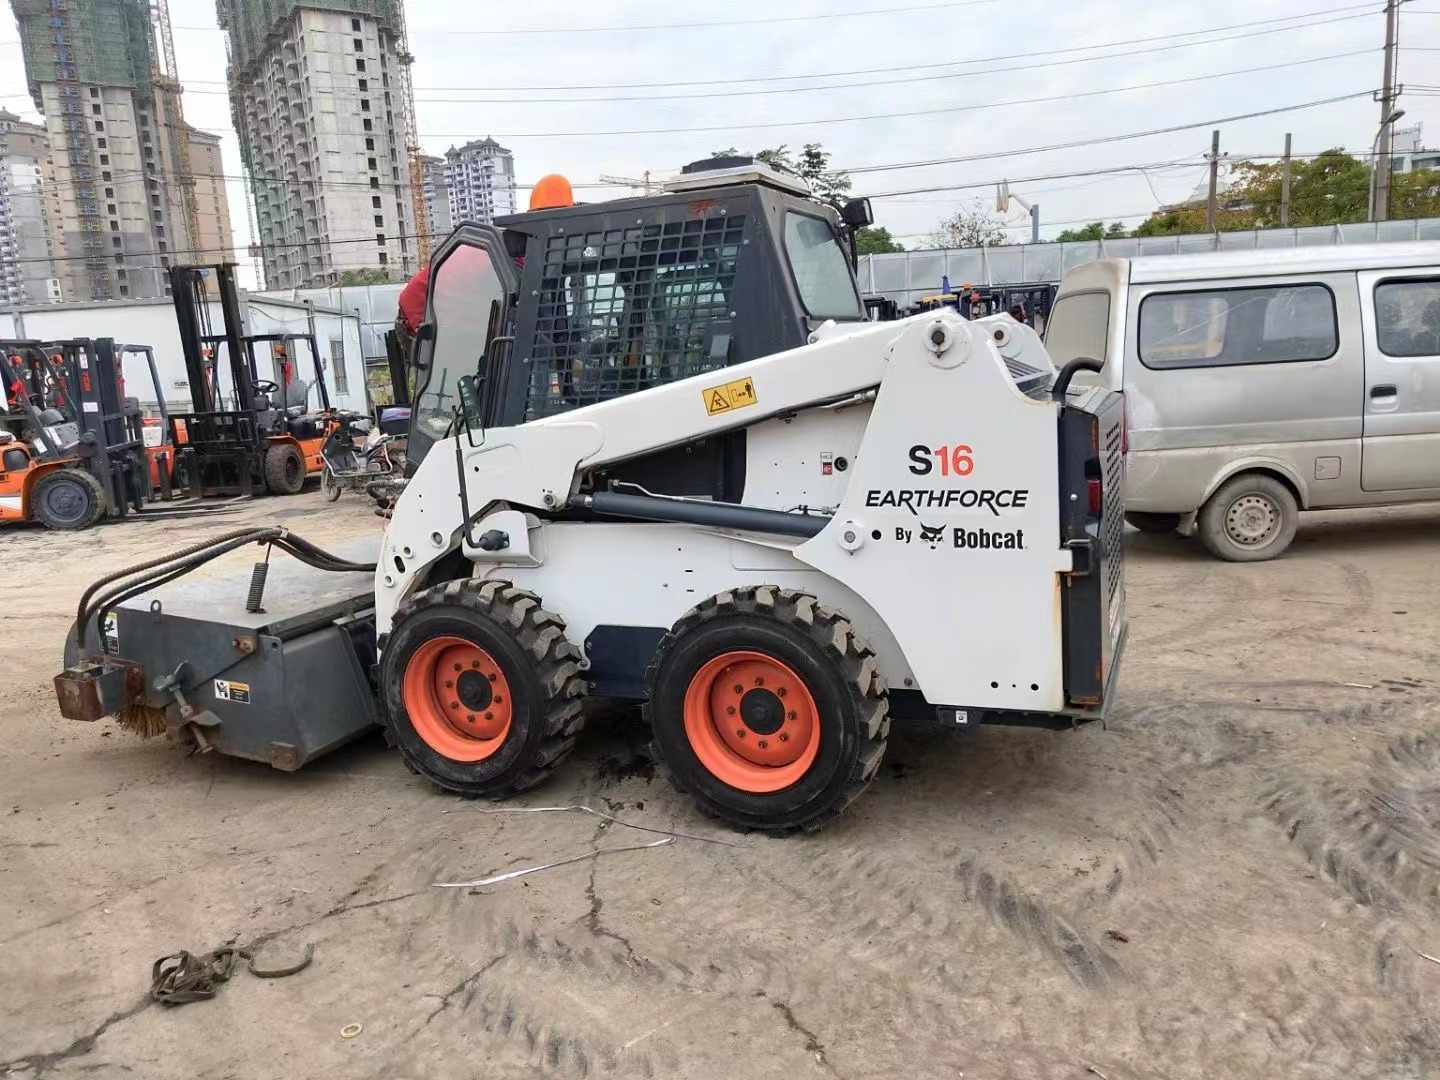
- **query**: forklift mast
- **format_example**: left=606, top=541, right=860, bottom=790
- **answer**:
left=170, top=263, right=250, bottom=415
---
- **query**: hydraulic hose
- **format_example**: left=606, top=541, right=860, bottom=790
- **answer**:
left=75, top=528, right=378, bottom=650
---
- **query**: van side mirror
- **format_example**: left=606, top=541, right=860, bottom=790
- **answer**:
left=841, top=198, right=874, bottom=229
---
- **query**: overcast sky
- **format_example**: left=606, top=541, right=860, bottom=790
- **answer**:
left=0, top=0, right=1435, bottom=274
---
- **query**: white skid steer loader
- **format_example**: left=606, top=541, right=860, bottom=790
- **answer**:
left=56, top=172, right=1125, bottom=833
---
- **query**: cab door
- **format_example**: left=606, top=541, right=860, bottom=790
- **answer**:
left=1359, top=272, right=1440, bottom=492
left=407, top=224, right=517, bottom=468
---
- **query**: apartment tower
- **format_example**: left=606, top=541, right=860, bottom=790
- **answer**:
left=217, top=0, right=419, bottom=288
left=443, top=137, right=516, bottom=226
left=13, top=0, right=196, bottom=301
left=0, top=109, right=62, bottom=304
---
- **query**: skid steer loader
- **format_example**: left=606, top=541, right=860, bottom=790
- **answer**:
left=54, top=162, right=1126, bottom=832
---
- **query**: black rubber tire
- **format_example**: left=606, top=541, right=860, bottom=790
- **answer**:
left=381, top=579, right=587, bottom=797
left=33, top=468, right=106, bottom=530
left=263, top=442, right=305, bottom=495
left=1125, top=512, right=1182, bottom=535
left=644, top=587, right=889, bottom=834
left=1197, top=473, right=1299, bottom=562
left=321, top=467, right=342, bottom=502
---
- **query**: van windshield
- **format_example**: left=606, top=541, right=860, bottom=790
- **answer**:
left=1045, top=291, right=1112, bottom=366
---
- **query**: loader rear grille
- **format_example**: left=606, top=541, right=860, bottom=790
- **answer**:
left=524, top=213, right=748, bottom=420
left=1102, top=412, right=1125, bottom=624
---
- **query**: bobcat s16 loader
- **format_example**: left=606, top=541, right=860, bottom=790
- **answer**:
left=55, top=161, right=1126, bottom=832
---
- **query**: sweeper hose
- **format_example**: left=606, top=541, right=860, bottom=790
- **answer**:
left=75, top=528, right=378, bottom=648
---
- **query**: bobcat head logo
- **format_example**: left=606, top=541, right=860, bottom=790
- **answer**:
left=919, top=523, right=945, bottom=549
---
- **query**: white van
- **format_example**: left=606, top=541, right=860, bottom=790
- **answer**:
left=1046, top=242, right=1440, bottom=560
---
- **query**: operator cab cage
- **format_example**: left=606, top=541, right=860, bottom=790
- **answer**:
left=407, top=158, right=868, bottom=465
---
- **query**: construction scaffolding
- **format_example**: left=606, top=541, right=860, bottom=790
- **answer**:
left=216, top=0, right=402, bottom=76
left=14, top=0, right=154, bottom=109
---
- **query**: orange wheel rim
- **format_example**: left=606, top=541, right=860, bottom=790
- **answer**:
left=402, top=636, right=513, bottom=762
left=682, top=650, right=820, bottom=793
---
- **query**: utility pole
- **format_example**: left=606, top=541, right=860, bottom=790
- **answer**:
left=1280, top=133, right=1293, bottom=227
left=1375, top=0, right=1400, bottom=221
left=1205, top=130, right=1221, bottom=233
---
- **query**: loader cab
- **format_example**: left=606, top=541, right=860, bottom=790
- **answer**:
left=406, top=157, right=867, bottom=470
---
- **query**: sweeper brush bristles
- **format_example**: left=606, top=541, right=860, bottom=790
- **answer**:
left=117, top=704, right=168, bottom=739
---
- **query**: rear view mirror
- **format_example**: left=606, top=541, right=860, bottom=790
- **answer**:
left=457, top=373, right=483, bottom=434
left=841, top=198, right=874, bottom=229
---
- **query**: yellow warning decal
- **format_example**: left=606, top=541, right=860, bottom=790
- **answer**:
left=214, top=679, right=251, bottom=705
left=702, top=376, right=758, bottom=416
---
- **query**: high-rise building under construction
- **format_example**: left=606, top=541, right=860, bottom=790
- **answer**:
left=12, top=0, right=202, bottom=301
left=216, top=0, right=420, bottom=289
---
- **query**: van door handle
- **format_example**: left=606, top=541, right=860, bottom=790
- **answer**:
left=1370, top=384, right=1397, bottom=399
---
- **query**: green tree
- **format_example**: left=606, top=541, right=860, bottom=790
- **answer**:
left=1130, top=208, right=1199, bottom=236
left=855, top=226, right=905, bottom=255
left=334, top=268, right=393, bottom=286
left=1054, top=221, right=1130, bottom=242
left=710, top=143, right=852, bottom=205
left=1131, top=148, right=1440, bottom=235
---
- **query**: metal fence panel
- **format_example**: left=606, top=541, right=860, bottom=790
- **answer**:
left=860, top=218, right=1440, bottom=303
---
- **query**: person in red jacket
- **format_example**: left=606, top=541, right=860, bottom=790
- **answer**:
left=394, top=263, right=429, bottom=364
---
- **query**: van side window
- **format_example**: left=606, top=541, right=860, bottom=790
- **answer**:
left=1044, top=291, right=1110, bottom=366
left=1375, top=280, right=1440, bottom=358
left=1139, top=285, right=1337, bottom=370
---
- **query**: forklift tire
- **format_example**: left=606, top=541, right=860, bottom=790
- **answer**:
left=263, top=443, right=306, bottom=495
left=33, top=468, right=106, bottom=531
left=380, top=579, right=588, bottom=797
left=644, top=587, right=889, bottom=834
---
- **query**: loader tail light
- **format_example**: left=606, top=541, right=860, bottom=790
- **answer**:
left=1087, top=476, right=1102, bottom=516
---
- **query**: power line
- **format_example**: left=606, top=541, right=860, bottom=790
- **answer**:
left=178, top=0, right=1020, bottom=37
left=164, top=3, right=1381, bottom=92
left=840, top=91, right=1378, bottom=177
left=145, top=8, right=1388, bottom=105
left=366, top=35, right=1392, bottom=106
left=318, top=56, right=1380, bottom=139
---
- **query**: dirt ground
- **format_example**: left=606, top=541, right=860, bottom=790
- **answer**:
left=2, top=490, right=1439, bottom=1080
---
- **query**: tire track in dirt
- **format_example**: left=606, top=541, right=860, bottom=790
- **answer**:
left=1261, top=722, right=1440, bottom=913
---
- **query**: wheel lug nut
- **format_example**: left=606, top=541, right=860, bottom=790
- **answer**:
left=494, top=696, right=503, bottom=704
left=778, top=733, right=789, bottom=742
left=445, top=680, right=454, bottom=688
left=453, top=663, right=462, bottom=672
left=472, top=660, right=481, bottom=669
left=450, top=702, right=459, bottom=710
left=727, top=706, right=736, bottom=715
left=733, top=684, right=743, bottom=694
left=758, top=740, right=768, bottom=749
left=736, top=729, right=746, bottom=738
left=485, top=711, right=493, bottom=721
left=776, top=688, right=787, bottom=698
left=754, top=677, right=764, bottom=686
left=467, top=714, right=476, bottom=723
left=488, top=673, right=497, bottom=681
left=787, top=711, right=797, bottom=720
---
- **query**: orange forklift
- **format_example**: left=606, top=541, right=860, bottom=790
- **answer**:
left=1, top=338, right=195, bottom=529
left=169, top=263, right=331, bottom=497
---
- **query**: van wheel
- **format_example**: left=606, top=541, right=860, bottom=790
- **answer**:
left=1198, top=474, right=1298, bottom=562
left=1125, top=512, right=1181, bottom=535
